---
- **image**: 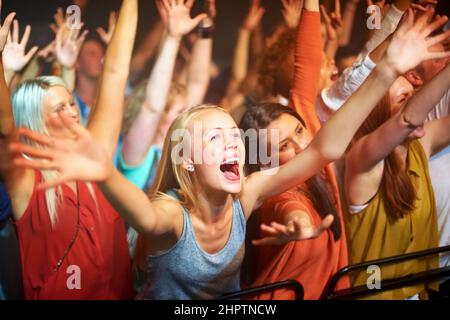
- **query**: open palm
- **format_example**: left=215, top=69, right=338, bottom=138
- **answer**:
left=11, top=114, right=112, bottom=189
left=386, top=8, right=450, bottom=75
left=252, top=214, right=334, bottom=246
left=162, top=0, right=207, bottom=38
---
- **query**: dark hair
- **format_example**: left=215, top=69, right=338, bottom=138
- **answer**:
left=353, top=94, right=417, bottom=219
left=258, top=29, right=297, bottom=97
left=240, top=103, right=341, bottom=241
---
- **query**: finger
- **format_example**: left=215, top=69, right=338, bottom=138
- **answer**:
left=320, top=5, right=331, bottom=24
left=76, top=30, right=88, bottom=47
left=9, top=142, right=54, bottom=160
left=410, top=4, right=427, bottom=13
left=426, top=50, right=450, bottom=61
left=252, top=237, right=279, bottom=246
left=23, top=46, right=38, bottom=64
left=161, top=0, right=171, bottom=13
left=397, top=9, right=414, bottom=36
left=19, top=24, right=30, bottom=47
left=427, top=28, right=450, bottom=47
left=414, top=8, right=435, bottom=32
left=109, top=11, right=117, bottom=28
left=55, top=7, right=65, bottom=26
left=191, top=13, right=208, bottom=27
left=185, top=0, right=194, bottom=9
left=270, top=222, right=290, bottom=236
left=260, top=224, right=281, bottom=236
left=12, top=19, right=18, bottom=43
left=17, top=128, right=54, bottom=147
left=281, top=0, right=289, bottom=9
left=335, top=0, right=341, bottom=19
left=314, top=214, right=334, bottom=237
left=422, top=15, right=448, bottom=38
left=14, top=157, right=57, bottom=171
left=96, top=27, right=106, bottom=38
left=49, top=23, right=58, bottom=34
left=1, top=12, right=15, bottom=34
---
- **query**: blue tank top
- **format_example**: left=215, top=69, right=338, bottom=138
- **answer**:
left=137, top=197, right=246, bottom=300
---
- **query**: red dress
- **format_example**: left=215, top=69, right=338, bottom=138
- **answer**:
left=14, top=170, right=134, bottom=300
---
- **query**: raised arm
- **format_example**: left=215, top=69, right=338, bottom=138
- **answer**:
left=320, top=0, right=343, bottom=59
left=121, top=0, right=206, bottom=166
left=289, top=0, right=322, bottom=133
left=0, top=8, right=16, bottom=138
left=129, top=21, right=165, bottom=83
left=339, top=0, right=359, bottom=46
left=185, top=0, right=216, bottom=107
left=11, top=119, right=177, bottom=239
left=225, top=0, right=264, bottom=99
left=86, top=0, right=138, bottom=157
left=244, top=9, right=450, bottom=210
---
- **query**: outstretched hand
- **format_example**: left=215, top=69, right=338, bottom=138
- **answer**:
left=243, top=0, right=265, bottom=31
left=320, top=0, right=343, bottom=42
left=55, top=23, right=88, bottom=68
left=96, top=11, right=117, bottom=45
left=2, top=20, right=38, bottom=72
left=252, top=214, right=334, bottom=246
left=385, top=8, right=450, bottom=75
left=10, top=112, right=112, bottom=190
left=161, top=0, right=207, bottom=38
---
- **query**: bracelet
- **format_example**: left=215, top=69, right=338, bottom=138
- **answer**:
left=198, top=25, right=214, bottom=39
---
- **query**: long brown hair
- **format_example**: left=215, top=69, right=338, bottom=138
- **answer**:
left=352, top=94, right=417, bottom=219
left=239, top=103, right=341, bottom=241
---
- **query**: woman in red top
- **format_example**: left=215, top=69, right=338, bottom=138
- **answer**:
left=0, top=0, right=137, bottom=299
left=239, top=1, right=349, bottom=299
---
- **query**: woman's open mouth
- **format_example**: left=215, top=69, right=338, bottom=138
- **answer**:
left=219, top=157, right=240, bottom=182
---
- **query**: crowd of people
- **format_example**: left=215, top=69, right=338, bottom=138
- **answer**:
left=0, top=0, right=449, bottom=300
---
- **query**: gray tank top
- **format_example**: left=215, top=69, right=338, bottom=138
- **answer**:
left=136, top=197, right=246, bottom=300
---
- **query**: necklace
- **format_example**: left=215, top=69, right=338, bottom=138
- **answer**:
left=54, top=182, right=81, bottom=272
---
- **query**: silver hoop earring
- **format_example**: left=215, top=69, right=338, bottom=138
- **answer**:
left=187, top=164, right=194, bottom=172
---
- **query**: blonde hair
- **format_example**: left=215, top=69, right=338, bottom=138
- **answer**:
left=12, top=76, right=97, bottom=226
left=149, top=104, right=240, bottom=210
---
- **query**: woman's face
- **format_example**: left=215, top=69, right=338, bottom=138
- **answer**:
left=43, top=86, right=80, bottom=139
left=264, top=113, right=312, bottom=167
left=389, top=76, right=414, bottom=114
left=185, top=109, right=245, bottom=196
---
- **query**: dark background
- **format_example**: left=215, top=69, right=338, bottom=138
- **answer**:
left=1, top=0, right=449, bottom=69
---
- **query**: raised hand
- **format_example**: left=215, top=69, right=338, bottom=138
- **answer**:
left=49, top=7, right=65, bottom=34
left=2, top=20, right=38, bottom=72
left=96, top=11, right=117, bottom=45
left=252, top=214, right=334, bottom=246
left=10, top=112, right=112, bottom=190
left=281, top=0, right=303, bottom=29
left=385, top=8, right=450, bottom=75
left=55, top=23, right=88, bottom=68
left=161, top=0, right=207, bottom=39
left=243, top=0, right=265, bottom=31
left=320, top=0, right=343, bottom=42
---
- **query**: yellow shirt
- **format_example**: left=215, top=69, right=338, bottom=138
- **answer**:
left=345, top=140, right=439, bottom=300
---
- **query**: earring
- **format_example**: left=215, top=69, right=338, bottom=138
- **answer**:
left=187, top=164, right=194, bottom=172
